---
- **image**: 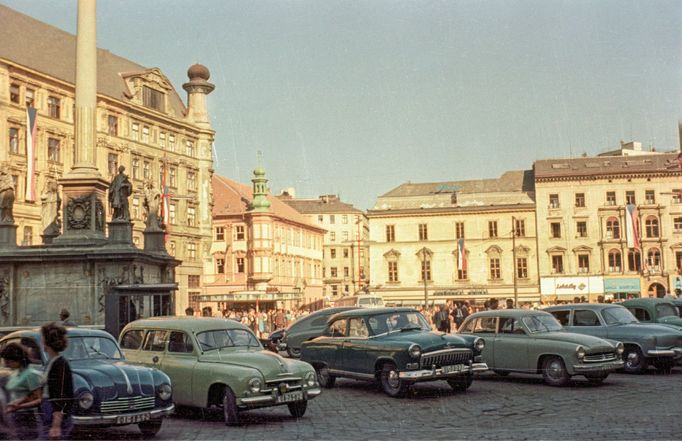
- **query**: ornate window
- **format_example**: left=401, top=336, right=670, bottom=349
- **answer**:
left=9, top=127, right=20, bottom=155
left=516, top=257, right=528, bottom=279
left=606, top=217, right=620, bottom=239
left=645, top=216, right=659, bottom=238
left=131, top=122, right=139, bottom=141
left=47, top=96, right=60, bottom=118
left=131, top=158, right=140, bottom=180
left=551, top=255, right=564, bottom=274
left=388, top=261, right=398, bottom=282
left=608, top=249, right=622, bottom=272
left=646, top=248, right=661, bottom=271
left=187, top=206, right=196, bottom=227
left=489, top=258, right=501, bottom=280
left=143, top=86, right=165, bottom=112
left=577, top=254, right=590, bottom=274
left=107, top=115, right=118, bottom=136
left=47, top=138, right=61, bottom=163
left=627, top=250, right=641, bottom=272
left=216, top=258, right=225, bottom=274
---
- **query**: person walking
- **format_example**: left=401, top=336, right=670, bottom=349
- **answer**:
left=1, top=343, right=42, bottom=440
left=433, top=305, right=450, bottom=333
left=57, top=310, right=76, bottom=327
left=40, top=323, right=73, bottom=440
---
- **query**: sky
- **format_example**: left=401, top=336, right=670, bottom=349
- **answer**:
left=2, top=0, right=680, bottom=209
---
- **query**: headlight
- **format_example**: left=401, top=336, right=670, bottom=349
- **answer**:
left=576, top=345, right=586, bottom=360
left=78, top=391, right=94, bottom=410
left=304, top=371, right=316, bottom=387
left=248, top=377, right=262, bottom=393
left=157, top=383, right=172, bottom=401
left=615, top=342, right=624, bottom=355
left=474, top=337, right=485, bottom=352
left=408, top=344, right=421, bottom=359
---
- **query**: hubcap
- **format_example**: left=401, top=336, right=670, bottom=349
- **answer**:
left=627, top=352, right=639, bottom=367
left=387, top=369, right=400, bottom=389
left=547, top=360, right=563, bottom=379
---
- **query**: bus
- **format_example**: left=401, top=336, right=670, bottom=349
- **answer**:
left=334, top=293, right=385, bottom=308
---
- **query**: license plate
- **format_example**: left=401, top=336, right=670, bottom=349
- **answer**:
left=276, top=390, right=304, bottom=403
left=442, top=364, right=463, bottom=374
left=115, top=412, right=151, bottom=425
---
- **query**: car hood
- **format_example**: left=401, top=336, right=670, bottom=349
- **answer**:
left=377, top=330, right=471, bottom=351
left=610, top=322, right=682, bottom=337
left=534, top=331, right=616, bottom=352
left=71, top=359, right=157, bottom=400
left=199, top=348, right=310, bottom=379
left=658, top=316, right=682, bottom=329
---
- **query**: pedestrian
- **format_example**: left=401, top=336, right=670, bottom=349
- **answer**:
left=274, top=309, right=286, bottom=330
left=506, top=298, right=514, bottom=309
left=453, top=302, right=465, bottom=329
left=1, top=343, right=42, bottom=440
left=58, top=309, right=76, bottom=327
left=185, top=307, right=194, bottom=316
left=40, top=323, right=74, bottom=441
left=433, top=305, right=450, bottom=333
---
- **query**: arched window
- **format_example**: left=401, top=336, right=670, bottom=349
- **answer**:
left=606, top=217, right=620, bottom=239
left=607, top=249, right=621, bottom=273
left=647, top=248, right=661, bottom=270
left=645, top=216, right=659, bottom=238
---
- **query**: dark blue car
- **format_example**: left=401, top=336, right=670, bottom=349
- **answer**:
left=0, top=327, right=174, bottom=437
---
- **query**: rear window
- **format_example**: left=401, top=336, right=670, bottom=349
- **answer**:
left=168, top=332, right=194, bottom=353
left=120, top=330, right=145, bottom=350
left=549, top=310, right=570, bottom=326
left=143, top=330, right=168, bottom=351
left=473, top=317, right=496, bottom=333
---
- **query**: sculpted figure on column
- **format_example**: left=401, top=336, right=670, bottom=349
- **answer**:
left=0, top=167, right=16, bottom=224
left=143, top=180, right=163, bottom=231
left=41, top=180, right=61, bottom=234
left=108, top=165, right=132, bottom=221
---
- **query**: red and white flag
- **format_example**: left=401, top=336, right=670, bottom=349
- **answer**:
left=625, top=204, right=640, bottom=249
left=457, top=238, right=467, bottom=271
left=25, top=107, right=38, bottom=201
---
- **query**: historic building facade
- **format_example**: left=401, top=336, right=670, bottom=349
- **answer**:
left=368, top=171, right=540, bottom=306
left=534, top=149, right=682, bottom=301
left=279, top=194, right=370, bottom=300
left=0, top=5, right=214, bottom=312
left=202, top=170, right=325, bottom=313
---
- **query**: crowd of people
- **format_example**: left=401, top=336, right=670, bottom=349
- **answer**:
left=1, top=322, right=73, bottom=440
left=184, top=306, right=313, bottom=338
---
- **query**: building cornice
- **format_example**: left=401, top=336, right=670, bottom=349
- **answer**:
left=367, top=204, right=536, bottom=219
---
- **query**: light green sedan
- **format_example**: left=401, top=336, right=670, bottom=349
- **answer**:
left=458, top=310, right=624, bottom=386
left=119, top=317, right=321, bottom=425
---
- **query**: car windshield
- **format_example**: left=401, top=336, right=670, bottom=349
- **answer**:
left=197, top=329, right=261, bottom=351
left=367, top=311, right=430, bottom=335
left=602, top=307, right=638, bottom=325
left=358, top=297, right=384, bottom=307
left=522, top=315, right=563, bottom=333
left=63, top=336, right=123, bottom=361
left=656, top=303, right=678, bottom=318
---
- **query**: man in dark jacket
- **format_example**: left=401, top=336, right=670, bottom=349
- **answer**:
left=433, top=305, right=450, bottom=333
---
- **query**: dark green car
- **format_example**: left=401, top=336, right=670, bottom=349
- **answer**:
left=621, top=298, right=682, bottom=330
left=301, top=307, right=487, bottom=397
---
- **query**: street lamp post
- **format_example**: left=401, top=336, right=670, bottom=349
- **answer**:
left=420, top=247, right=429, bottom=308
left=512, top=216, right=518, bottom=307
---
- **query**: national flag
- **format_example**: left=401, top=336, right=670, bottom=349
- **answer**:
left=25, top=107, right=38, bottom=201
left=457, top=238, right=467, bottom=271
left=625, top=204, right=640, bottom=249
left=160, top=158, right=171, bottom=237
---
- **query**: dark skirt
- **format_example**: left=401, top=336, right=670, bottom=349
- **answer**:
left=38, top=400, right=73, bottom=441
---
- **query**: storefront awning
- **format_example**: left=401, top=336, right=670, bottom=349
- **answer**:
left=603, top=278, right=641, bottom=294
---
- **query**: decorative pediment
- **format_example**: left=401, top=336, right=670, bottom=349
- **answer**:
left=572, top=245, right=593, bottom=253
left=670, top=242, right=682, bottom=249
left=546, top=246, right=567, bottom=254
left=383, top=249, right=401, bottom=259
left=514, top=244, right=530, bottom=253
left=485, top=245, right=503, bottom=255
left=121, top=68, right=174, bottom=93
left=415, top=247, right=433, bottom=258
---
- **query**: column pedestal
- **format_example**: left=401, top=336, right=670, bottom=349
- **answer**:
left=0, top=224, right=17, bottom=248
left=108, top=221, right=133, bottom=245
left=143, top=230, right=167, bottom=253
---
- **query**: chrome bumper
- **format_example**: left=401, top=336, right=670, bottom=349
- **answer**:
left=572, top=359, right=624, bottom=373
left=399, top=362, right=488, bottom=380
left=72, top=404, right=174, bottom=426
left=238, top=387, right=321, bottom=407
left=647, top=347, right=682, bottom=358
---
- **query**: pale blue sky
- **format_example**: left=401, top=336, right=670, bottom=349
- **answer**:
left=3, top=0, right=680, bottom=209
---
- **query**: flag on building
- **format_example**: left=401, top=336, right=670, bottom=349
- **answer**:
left=625, top=204, right=640, bottom=249
left=25, top=107, right=38, bottom=201
left=457, top=238, right=467, bottom=271
left=160, top=158, right=171, bottom=237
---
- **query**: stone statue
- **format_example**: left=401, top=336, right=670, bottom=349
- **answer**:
left=108, top=165, right=132, bottom=221
left=142, top=180, right=163, bottom=231
left=0, top=168, right=15, bottom=224
left=40, top=180, right=61, bottom=235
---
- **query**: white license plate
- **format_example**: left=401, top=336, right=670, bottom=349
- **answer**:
left=442, top=364, right=464, bottom=374
left=115, top=412, right=151, bottom=425
left=276, top=390, right=304, bottom=403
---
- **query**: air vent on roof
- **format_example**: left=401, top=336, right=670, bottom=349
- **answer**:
left=551, top=163, right=569, bottom=169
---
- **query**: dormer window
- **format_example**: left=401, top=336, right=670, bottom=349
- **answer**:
left=143, top=86, right=165, bottom=112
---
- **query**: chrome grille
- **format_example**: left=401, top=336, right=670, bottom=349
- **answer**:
left=263, top=376, right=303, bottom=392
left=420, top=348, right=472, bottom=369
left=100, top=396, right=155, bottom=414
left=583, top=352, right=617, bottom=363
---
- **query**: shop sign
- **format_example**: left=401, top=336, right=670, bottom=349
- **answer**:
left=541, top=277, right=604, bottom=295
left=603, top=278, right=641, bottom=293
left=434, top=288, right=489, bottom=297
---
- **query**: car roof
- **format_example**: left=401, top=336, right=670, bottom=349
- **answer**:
left=465, top=309, right=551, bottom=319
left=329, top=307, right=418, bottom=320
left=621, top=298, right=676, bottom=307
left=544, top=303, right=624, bottom=311
left=122, top=316, right=250, bottom=333
left=306, top=307, right=359, bottom=317
left=1, top=327, right=114, bottom=341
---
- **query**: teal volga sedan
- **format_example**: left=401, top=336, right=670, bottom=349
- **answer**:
left=458, top=310, right=624, bottom=386
left=301, top=308, right=487, bottom=397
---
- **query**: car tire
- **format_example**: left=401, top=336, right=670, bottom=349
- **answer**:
left=447, top=373, right=473, bottom=392
left=287, top=347, right=301, bottom=358
left=316, top=366, right=336, bottom=388
left=622, top=347, right=647, bottom=374
left=222, top=387, right=240, bottom=426
left=493, top=370, right=510, bottom=377
left=541, top=356, right=570, bottom=387
left=585, top=373, right=608, bottom=385
left=138, top=420, right=163, bottom=437
left=287, top=401, right=308, bottom=418
left=380, top=363, right=410, bottom=398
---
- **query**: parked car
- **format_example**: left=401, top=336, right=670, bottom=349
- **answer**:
left=119, top=317, right=321, bottom=426
left=301, top=307, right=488, bottom=397
left=621, top=298, right=682, bottom=330
left=279, top=307, right=359, bottom=358
left=672, top=299, right=682, bottom=317
left=0, top=328, right=174, bottom=437
left=458, top=310, right=624, bottom=386
left=262, top=327, right=285, bottom=353
left=544, top=303, right=682, bottom=374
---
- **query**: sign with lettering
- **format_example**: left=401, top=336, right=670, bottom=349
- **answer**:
left=603, top=278, right=641, bottom=293
left=541, top=277, right=604, bottom=295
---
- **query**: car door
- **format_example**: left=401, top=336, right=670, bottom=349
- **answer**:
left=339, top=317, right=372, bottom=375
left=469, top=317, right=497, bottom=367
left=493, top=317, right=528, bottom=372
left=566, top=309, right=608, bottom=338
left=159, top=330, right=197, bottom=406
left=139, top=329, right=169, bottom=369
left=316, top=319, right=347, bottom=372
left=119, top=328, right=146, bottom=364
